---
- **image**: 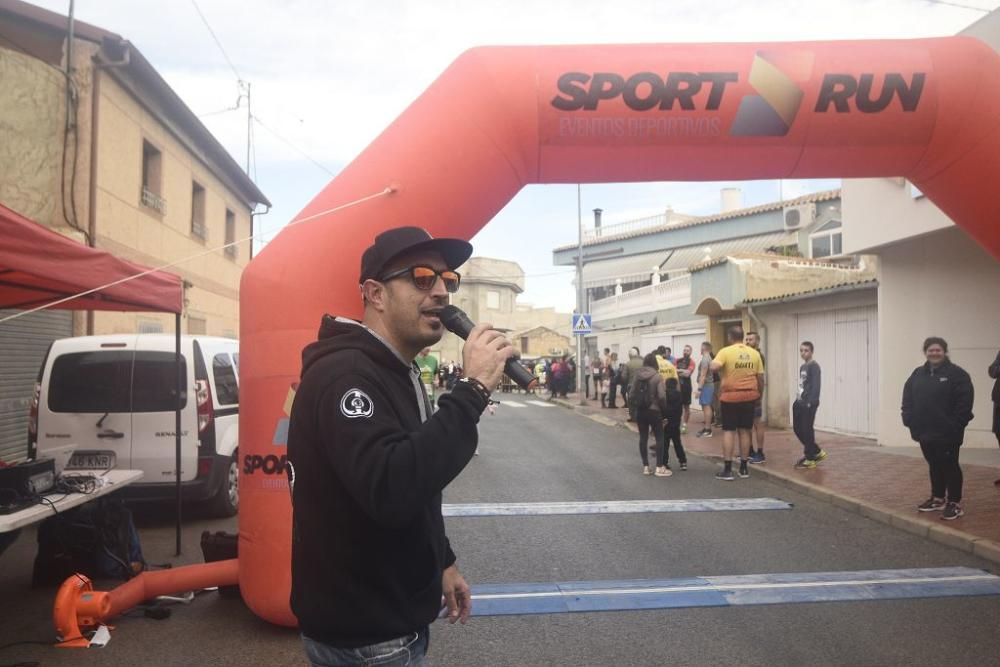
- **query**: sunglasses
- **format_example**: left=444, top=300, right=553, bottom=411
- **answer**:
left=378, top=265, right=462, bottom=293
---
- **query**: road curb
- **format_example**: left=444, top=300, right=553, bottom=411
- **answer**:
left=552, top=397, right=1000, bottom=568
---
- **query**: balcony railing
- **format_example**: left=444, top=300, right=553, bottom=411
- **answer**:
left=591, top=274, right=692, bottom=322
left=141, top=186, right=167, bottom=215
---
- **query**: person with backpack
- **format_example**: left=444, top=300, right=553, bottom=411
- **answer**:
left=663, top=377, right=688, bottom=471
left=629, top=353, right=672, bottom=477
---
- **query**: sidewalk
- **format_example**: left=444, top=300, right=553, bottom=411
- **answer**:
left=552, top=390, right=1000, bottom=566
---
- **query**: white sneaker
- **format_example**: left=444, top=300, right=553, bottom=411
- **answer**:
left=642, top=466, right=652, bottom=475
left=654, top=466, right=673, bottom=477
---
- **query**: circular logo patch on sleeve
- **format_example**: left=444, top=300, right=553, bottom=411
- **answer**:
left=340, top=388, right=374, bottom=419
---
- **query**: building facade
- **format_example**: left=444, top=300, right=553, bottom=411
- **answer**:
left=0, top=0, right=269, bottom=338
left=837, top=9, right=1000, bottom=450
left=552, top=189, right=843, bottom=359
left=0, top=0, right=269, bottom=461
left=434, top=257, right=573, bottom=365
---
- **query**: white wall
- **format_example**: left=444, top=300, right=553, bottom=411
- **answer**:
left=842, top=12, right=1000, bottom=254
left=841, top=178, right=952, bottom=254
left=877, top=227, right=1000, bottom=448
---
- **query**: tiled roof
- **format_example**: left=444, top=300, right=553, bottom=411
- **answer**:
left=553, top=189, right=841, bottom=252
left=689, top=252, right=859, bottom=273
left=744, top=279, right=878, bottom=305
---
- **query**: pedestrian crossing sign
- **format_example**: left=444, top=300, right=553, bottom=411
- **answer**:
left=572, top=313, right=592, bottom=335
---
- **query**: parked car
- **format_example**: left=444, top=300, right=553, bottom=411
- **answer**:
left=29, top=334, right=240, bottom=517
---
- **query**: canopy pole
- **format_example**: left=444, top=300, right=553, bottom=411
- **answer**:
left=175, top=313, right=182, bottom=556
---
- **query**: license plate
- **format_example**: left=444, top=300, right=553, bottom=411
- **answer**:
left=66, top=451, right=116, bottom=471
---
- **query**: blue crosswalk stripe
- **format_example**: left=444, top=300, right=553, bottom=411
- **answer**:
left=443, top=498, right=791, bottom=517
left=467, top=567, right=1000, bottom=616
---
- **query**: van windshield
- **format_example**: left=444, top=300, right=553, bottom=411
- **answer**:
left=49, top=351, right=187, bottom=413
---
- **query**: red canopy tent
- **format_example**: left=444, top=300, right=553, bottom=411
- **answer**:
left=0, top=202, right=181, bottom=313
left=0, top=202, right=188, bottom=553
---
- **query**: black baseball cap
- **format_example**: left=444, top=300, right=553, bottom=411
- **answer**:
left=359, top=226, right=473, bottom=284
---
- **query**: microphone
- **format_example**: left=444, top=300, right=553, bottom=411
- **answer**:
left=439, top=305, right=538, bottom=391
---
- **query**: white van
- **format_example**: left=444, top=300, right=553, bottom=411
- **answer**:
left=29, top=334, right=240, bottom=517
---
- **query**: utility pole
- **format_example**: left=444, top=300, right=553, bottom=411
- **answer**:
left=576, top=184, right=586, bottom=406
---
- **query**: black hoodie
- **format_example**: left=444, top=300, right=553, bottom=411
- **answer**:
left=901, top=359, right=974, bottom=445
left=287, top=315, right=485, bottom=648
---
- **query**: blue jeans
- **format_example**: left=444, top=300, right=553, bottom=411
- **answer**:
left=302, top=629, right=428, bottom=666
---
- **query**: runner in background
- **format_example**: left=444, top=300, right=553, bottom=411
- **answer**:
left=711, top=327, right=764, bottom=481
left=655, top=345, right=679, bottom=385
left=695, top=341, right=716, bottom=438
left=745, top=331, right=766, bottom=464
left=676, top=345, right=696, bottom=434
left=416, top=347, right=439, bottom=410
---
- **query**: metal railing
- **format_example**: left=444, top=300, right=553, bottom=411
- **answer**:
left=191, top=218, right=206, bottom=240
left=591, top=274, right=692, bottom=321
left=582, top=212, right=670, bottom=240
left=141, top=186, right=167, bottom=215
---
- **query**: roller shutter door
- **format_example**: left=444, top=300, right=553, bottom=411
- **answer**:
left=0, top=309, right=73, bottom=462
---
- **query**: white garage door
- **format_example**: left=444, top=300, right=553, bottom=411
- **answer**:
left=640, top=332, right=673, bottom=355
left=672, top=333, right=705, bottom=358
left=795, top=306, right=878, bottom=437
left=639, top=330, right=704, bottom=358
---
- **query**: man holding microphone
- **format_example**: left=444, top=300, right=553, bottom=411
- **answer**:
left=287, top=227, right=515, bottom=666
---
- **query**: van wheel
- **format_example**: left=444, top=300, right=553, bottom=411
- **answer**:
left=209, top=451, right=239, bottom=518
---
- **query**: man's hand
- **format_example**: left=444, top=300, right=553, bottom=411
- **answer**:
left=461, top=323, right=515, bottom=392
left=441, top=564, right=471, bottom=624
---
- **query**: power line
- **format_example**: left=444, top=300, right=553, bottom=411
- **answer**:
left=922, top=0, right=993, bottom=11
left=252, top=114, right=337, bottom=177
left=190, top=0, right=242, bottom=80
left=197, top=105, right=240, bottom=118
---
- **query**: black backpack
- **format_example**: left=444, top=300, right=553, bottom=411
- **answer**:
left=629, top=376, right=653, bottom=411
left=32, top=498, right=145, bottom=587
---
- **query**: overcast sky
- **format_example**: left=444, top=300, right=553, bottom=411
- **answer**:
left=30, top=0, right=996, bottom=311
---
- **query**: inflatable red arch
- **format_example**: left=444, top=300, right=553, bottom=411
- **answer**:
left=242, top=37, right=1000, bottom=627
left=54, top=38, right=1000, bottom=634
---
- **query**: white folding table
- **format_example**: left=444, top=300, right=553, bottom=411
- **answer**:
left=0, top=469, right=144, bottom=533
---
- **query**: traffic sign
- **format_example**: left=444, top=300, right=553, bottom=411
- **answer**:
left=572, top=313, right=592, bottom=335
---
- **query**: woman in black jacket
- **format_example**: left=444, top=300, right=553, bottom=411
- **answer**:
left=629, top=353, right=671, bottom=477
left=989, top=349, right=1000, bottom=486
left=901, top=337, right=974, bottom=521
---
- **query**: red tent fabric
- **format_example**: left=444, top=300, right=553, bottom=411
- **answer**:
left=0, top=203, right=182, bottom=313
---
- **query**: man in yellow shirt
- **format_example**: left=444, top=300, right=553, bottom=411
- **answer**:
left=710, top=327, right=764, bottom=481
left=655, top=345, right=679, bottom=384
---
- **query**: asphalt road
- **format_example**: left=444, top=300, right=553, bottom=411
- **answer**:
left=2, top=396, right=999, bottom=666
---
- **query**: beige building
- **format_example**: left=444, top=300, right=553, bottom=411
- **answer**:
left=509, top=326, right=572, bottom=360
left=0, top=1, right=268, bottom=462
left=689, top=252, right=879, bottom=436
left=0, top=0, right=269, bottom=338
left=434, top=257, right=572, bottom=364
